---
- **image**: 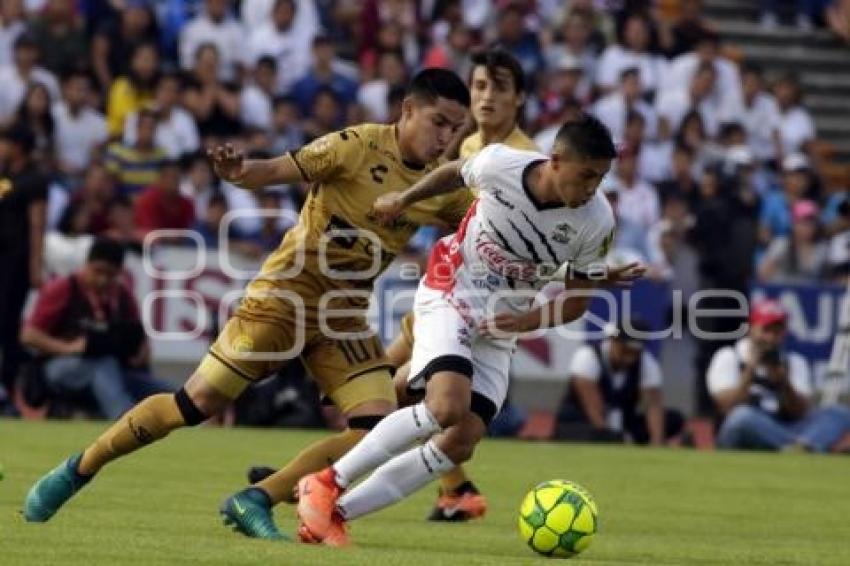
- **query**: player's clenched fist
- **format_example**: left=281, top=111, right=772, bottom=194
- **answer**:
left=207, top=143, right=245, bottom=184
left=371, top=192, right=407, bottom=225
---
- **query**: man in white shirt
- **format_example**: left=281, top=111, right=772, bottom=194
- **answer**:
left=773, top=73, right=815, bottom=157
left=0, top=33, right=60, bottom=122
left=611, top=147, right=660, bottom=232
left=0, top=0, right=26, bottom=67
left=123, top=73, right=200, bottom=159
left=707, top=299, right=850, bottom=452
left=740, top=63, right=781, bottom=165
left=592, top=67, right=657, bottom=144
left=52, top=70, right=108, bottom=178
left=556, top=319, right=683, bottom=445
left=595, top=13, right=665, bottom=96
left=655, top=61, right=721, bottom=138
left=179, top=0, right=245, bottom=81
left=246, top=0, right=315, bottom=94
left=241, top=56, right=277, bottom=131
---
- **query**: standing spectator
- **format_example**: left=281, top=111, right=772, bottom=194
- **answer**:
left=533, top=54, right=586, bottom=130
left=104, top=108, right=167, bottom=199
left=493, top=3, right=545, bottom=85
left=241, top=56, right=278, bottom=131
left=623, top=111, right=671, bottom=185
left=657, top=144, right=700, bottom=210
left=183, top=43, right=242, bottom=141
left=740, top=63, right=782, bottom=166
left=0, top=33, right=60, bottom=124
left=21, top=238, right=173, bottom=420
left=612, top=148, right=661, bottom=233
left=53, top=70, right=109, bottom=179
left=708, top=299, right=850, bottom=452
left=544, top=10, right=599, bottom=99
left=302, top=87, right=342, bottom=140
left=269, top=95, right=304, bottom=154
left=555, top=319, right=684, bottom=445
left=773, top=72, right=815, bottom=157
left=759, top=153, right=813, bottom=244
left=0, top=126, right=47, bottom=398
left=179, top=150, right=216, bottom=221
left=290, top=35, right=359, bottom=117
left=28, top=0, right=88, bottom=78
left=179, top=0, right=244, bottom=81
left=656, top=62, right=721, bottom=139
left=600, top=175, right=649, bottom=259
left=247, top=0, right=314, bottom=94
left=662, top=0, right=713, bottom=57
left=12, top=83, right=56, bottom=171
left=133, top=160, right=195, bottom=236
left=240, top=0, right=319, bottom=39
left=124, top=72, right=199, bottom=159
left=91, top=0, right=159, bottom=92
left=64, top=163, right=115, bottom=236
left=595, top=13, right=665, bottom=97
left=592, top=67, right=657, bottom=145
left=357, top=49, right=408, bottom=123
left=422, top=23, right=473, bottom=79
left=106, top=41, right=159, bottom=137
left=0, top=0, right=26, bottom=67
left=758, top=199, right=829, bottom=283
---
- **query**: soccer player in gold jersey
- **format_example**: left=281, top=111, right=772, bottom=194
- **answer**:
left=249, top=49, right=538, bottom=523
left=22, top=68, right=473, bottom=540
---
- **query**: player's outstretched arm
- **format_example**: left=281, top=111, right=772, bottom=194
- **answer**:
left=207, top=143, right=304, bottom=191
left=372, top=159, right=465, bottom=224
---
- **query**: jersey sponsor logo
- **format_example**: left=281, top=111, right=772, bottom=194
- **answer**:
left=474, top=239, right=559, bottom=283
left=551, top=222, right=576, bottom=244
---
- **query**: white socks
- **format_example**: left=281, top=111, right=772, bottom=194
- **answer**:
left=333, top=403, right=441, bottom=488
left=337, top=440, right=454, bottom=521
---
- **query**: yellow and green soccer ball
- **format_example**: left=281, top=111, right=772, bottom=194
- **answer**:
left=517, top=479, right=598, bottom=558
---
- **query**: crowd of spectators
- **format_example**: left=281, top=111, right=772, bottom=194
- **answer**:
left=1, top=0, right=849, bottom=423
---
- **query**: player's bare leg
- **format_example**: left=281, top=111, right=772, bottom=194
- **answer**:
left=23, top=370, right=228, bottom=523
left=296, top=369, right=474, bottom=544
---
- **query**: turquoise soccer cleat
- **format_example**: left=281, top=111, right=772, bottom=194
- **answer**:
left=220, top=487, right=290, bottom=541
left=23, top=453, right=91, bottom=522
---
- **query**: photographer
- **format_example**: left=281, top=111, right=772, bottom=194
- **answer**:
left=708, top=299, right=850, bottom=452
left=21, top=238, right=171, bottom=419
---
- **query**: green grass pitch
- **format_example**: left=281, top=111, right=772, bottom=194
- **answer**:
left=2, top=419, right=849, bottom=565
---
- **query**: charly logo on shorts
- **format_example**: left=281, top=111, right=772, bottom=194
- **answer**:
left=232, top=334, right=254, bottom=353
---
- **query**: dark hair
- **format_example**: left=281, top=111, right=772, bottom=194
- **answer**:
left=387, top=84, right=407, bottom=106
left=61, top=68, right=93, bottom=86
left=468, top=48, right=525, bottom=95
left=741, top=62, right=763, bottom=77
left=0, top=123, right=36, bottom=153
left=619, top=67, right=640, bottom=81
left=13, top=32, right=38, bottom=51
left=272, top=94, right=297, bottom=109
left=407, top=68, right=471, bottom=108
left=694, top=28, right=720, bottom=47
left=553, top=113, right=617, bottom=160
left=128, top=41, right=160, bottom=90
left=625, top=110, right=645, bottom=127
left=88, top=238, right=126, bottom=268
left=256, top=55, right=278, bottom=71
left=157, top=70, right=183, bottom=89
left=695, top=61, right=716, bottom=78
left=719, top=121, right=745, bottom=141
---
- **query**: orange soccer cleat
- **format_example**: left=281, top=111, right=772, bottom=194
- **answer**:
left=296, top=468, right=345, bottom=544
left=427, top=488, right=488, bottom=522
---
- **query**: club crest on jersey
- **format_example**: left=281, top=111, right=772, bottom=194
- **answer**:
left=551, top=223, right=576, bottom=244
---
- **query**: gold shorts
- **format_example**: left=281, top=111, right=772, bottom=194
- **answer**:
left=399, top=310, right=415, bottom=352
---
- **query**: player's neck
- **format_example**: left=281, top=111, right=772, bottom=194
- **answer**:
left=525, top=161, right=558, bottom=205
left=394, top=124, right=426, bottom=169
left=479, top=120, right=515, bottom=146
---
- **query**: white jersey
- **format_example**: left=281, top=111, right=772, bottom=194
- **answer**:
left=423, top=144, right=615, bottom=313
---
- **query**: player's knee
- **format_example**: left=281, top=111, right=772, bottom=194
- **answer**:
left=435, top=429, right=480, bottom=464
left=426, top=396, right=468, bottom=428
left=175, top=387, right=211, bottom=426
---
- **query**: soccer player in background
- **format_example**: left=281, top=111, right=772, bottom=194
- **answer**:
left=23, top=68, right=474, bottom=541
left=248, top=48, right=539, bottom=522
left=297, top=115, right=644, bottom=546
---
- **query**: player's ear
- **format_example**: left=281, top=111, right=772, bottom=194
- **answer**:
left=401, top=96, right=416, bottom=120
left=515, top=92, right=526, bottom=109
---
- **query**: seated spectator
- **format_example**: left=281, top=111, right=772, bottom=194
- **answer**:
left=656, top=61, right=721, bottom=139
left=179, top=150, right=217, bottom=221
left=622, top=111, right=671, bottom=185
left=21, top=238, right=173, bottom=420
left=593, top=67, right=657, bottom=145
left=708, top=300, right=850, bottom=452
left=657, top=144, right=700, bottom=211
left=740, top=63, right=781, bottom=167
left=758, top=199, right=828, bottom=283
left=611, top=147, right=661, bottom=233
left=183, top=42, right=242, bottom=142
left=302, top=87, right=343, bottom=141
left=241, top=56, right=278, bottom=131
left=0, top=32, right=60, bottom=124
left=104, top=108, right=167, bottom=199
left=247, top=0, right=314, bottom=94
left=645, top=192, right=697, bottom=282
left=600, top=176, right=649, bottom=260
left=91, top=0, right=159, bottom=92
left=357, top=49, right=408, bottom=123
left=133, top=160, right=195, bottom=237
left=0, top=0, right=26, bottom=67
left=64, top=163, right=115, bottom=236
left=103, top=196, right=143, bottom=251
left=28, top=0, right=88, bottom=78
left=773, top=72, right=815, bottom=157
left=179, top=0, right=244, bottom=81
left=493, top=3, right=545, bottom=85
left=290, top=35, right=359, bottom=118
left=595, top=13, right=665, bottom=97
left=759, top=153, right=813, bottom=245
left=53, top=70, right=109, bottom=179
left=422, top=23, right=473, bottom=79
left=662, top=0, right=713, bottom=57
left=544, top=10, right=598, bottom=99
left=532, top=54, right=586, bottom=130
left=12, top=82, right=56, bottom=171
left=124, top=72, right=199, bottom=159
left=555, top=319, right=685, bottom=445
left=106, top=41, right=159, bottom=137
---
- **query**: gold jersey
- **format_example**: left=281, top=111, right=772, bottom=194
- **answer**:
left=459, top=126, right=538, bottom=159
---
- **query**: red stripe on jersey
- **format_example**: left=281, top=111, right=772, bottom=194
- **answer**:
left=424, top=199, right=479, bottom=292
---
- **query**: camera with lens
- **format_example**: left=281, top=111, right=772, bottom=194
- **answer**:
left=759, top=348, right=783, bottom=367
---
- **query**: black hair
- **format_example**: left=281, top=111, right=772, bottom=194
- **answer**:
left=407, top=68, right=471, bottom=108
left=468, top=48, right=525, bottom=95
left=0, top=123, right=36, bottom=153
left=625, top=110, right=646, bottom=127
left=13, top=32, right=38, bottom=51
left=741, top=61, right=763, bottom=77
left=553, top=113, right=617, bottom=160
left=256, top=55, right=278, bottom=71
left=88, top=238, right=126, bottom=268
left=719, top=121, right=745, bottom=141
left=694, top=28, right=720, bottom=47
left=387, top=84, right=407, bottom=106
left=619, top=66, right=640, bottom=81
left=157, top=70, right=184, bottom=89
left=272, top=94, right=297, bottom=108
left=61, top=68, right=93, bottom=85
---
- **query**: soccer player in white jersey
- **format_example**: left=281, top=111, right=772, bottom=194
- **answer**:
left=296, top=114, right=644, bottom=546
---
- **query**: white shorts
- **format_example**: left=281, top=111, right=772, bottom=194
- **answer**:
left=407, top=283, right=515, bottom=423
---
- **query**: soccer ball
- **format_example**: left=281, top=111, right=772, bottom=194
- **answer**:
left=517, top=479, right=598, bottom=558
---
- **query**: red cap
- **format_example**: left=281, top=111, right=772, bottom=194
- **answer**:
left=750, top=299, right=788, bottom=327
